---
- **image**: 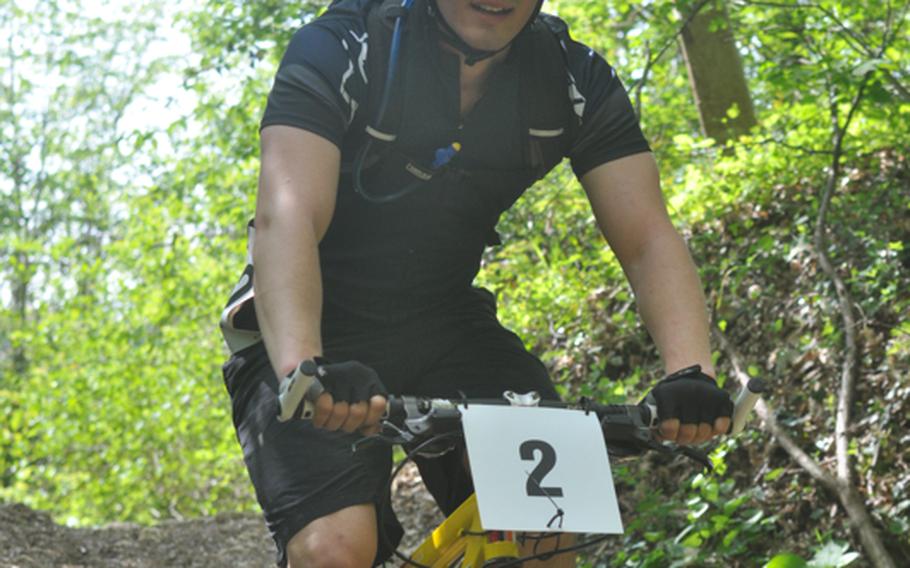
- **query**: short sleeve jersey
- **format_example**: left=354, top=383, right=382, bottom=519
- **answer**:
left=259, top=2, right=652, bottom=326
left=262, top=5, right=650, bottom=178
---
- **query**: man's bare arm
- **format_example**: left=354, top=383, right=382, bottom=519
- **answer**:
left=254, top=125, right=339, bottom=378
left=254, top=126, right=384, bottom=433
left=580, top=152, right=727, bottom=443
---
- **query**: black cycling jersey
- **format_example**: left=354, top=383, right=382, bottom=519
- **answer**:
left=257, top=0, right=650, bottom=327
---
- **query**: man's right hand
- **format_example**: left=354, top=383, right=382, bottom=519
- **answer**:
left=310, top=360, right=387, bottom=435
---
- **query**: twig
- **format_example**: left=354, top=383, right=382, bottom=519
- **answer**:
left=746, top=137, right=835, bottom=156
left=634, top=41, right=651, bottom=119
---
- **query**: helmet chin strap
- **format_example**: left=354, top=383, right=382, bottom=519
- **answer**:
left=427, top=0, right=544, bottom=66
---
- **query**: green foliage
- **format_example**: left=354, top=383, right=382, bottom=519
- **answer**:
left=809, top=541, right=861, bottom=567
left=592, top=438, right=778, bottom=566
left=477, top=165, right=651, bottom=402
left=766, top=540, right=864, bottom=568
left=499, top=1, right=910, bottom=565
left=1, top=2, right=908, bottom=568
left=0, top=0, right=259, bottom=523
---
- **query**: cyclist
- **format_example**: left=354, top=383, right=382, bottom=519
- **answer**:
left=220, top=0, right=734, bottom=566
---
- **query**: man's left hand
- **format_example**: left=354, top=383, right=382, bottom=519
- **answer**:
left=646, top=365, right=733, bottom=445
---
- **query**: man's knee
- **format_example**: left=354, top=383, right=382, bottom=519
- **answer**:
left=285, top=504, right=378, bottom=568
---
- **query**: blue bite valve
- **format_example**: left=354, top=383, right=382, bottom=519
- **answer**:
left=432, top=142, right=462, bottom=169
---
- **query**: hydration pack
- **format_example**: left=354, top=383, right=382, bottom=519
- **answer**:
left=348, top=0, right=580, bottom=187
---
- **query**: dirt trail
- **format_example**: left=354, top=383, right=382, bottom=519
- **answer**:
left=0, top=463, right=442, bottom=567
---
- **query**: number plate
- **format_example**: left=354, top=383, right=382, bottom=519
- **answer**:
left=461, top=405, right=623, bottom=534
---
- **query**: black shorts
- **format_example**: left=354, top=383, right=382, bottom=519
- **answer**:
left=222, top=289, right=559, bottom=566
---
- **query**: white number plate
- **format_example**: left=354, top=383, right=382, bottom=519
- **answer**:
left=461, top=405, right=623, bottom=534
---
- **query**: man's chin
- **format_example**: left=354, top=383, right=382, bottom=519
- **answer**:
left=459, top=33, right=511, bottom=53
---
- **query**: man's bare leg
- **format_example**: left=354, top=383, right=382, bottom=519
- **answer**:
left=286, top=504, right=377, bottom=568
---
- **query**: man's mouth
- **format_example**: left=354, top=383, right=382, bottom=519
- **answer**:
left=470, top=2, right=514, bottom=16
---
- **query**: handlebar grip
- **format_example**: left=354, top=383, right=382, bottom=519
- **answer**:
left=277, top=364, right=325, bottom=422
left=729, top=377, right=766, bottom=434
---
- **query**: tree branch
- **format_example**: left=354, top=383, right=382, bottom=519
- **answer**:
left=714, top=329, right=839, bottom=490
left=732, top=0, right=910, bottom=100
left=714, top=329, right=897, bottom=567
left=629, top=0, right=713, bottom=111
left=815, top=71, right=870, bottom=485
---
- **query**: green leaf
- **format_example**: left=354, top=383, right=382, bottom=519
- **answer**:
left=765, top=554, right=809, bottom=568
left=853, top=58, right=885, bottom=77
left=764, top=467, right=786, bottom=482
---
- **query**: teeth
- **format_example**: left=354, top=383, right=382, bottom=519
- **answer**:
left=474, top=4, right=509, bottom=13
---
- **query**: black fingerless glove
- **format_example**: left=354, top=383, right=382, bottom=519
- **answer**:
left=645, top=365, right=733, bottom=425
left=315, top=359, right=388, bottom=403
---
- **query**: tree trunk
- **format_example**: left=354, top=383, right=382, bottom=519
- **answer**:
left=678, top=0, right=757, bottom=144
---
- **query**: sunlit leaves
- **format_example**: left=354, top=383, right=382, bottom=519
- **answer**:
left=1, top=2, right=907, bottom=567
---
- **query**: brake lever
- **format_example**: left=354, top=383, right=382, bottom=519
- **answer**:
left=675, top=445, right=713, bottom=470
left=351, top=421, right=416, bottom=453
left=611, top=438, right=713, bottom=471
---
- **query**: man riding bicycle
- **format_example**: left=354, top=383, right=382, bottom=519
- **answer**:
left=220, top=0, right=734, bottom=566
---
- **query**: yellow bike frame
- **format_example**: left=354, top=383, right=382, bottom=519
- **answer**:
left=407, top=493, right=520, bottom=567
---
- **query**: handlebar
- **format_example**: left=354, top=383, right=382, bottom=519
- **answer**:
left=277, top=365, right=766, bottom=461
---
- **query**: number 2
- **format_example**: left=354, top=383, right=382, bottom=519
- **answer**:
left=520, top=440, right=564, bottom=498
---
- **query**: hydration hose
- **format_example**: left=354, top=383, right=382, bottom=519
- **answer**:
left=353, top=0, right=462, bottom=204
left=352, top=0, right=544, bottom=204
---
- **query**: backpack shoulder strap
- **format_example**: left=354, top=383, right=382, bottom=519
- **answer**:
left=364, top=0, right=408, bottom=142
left=318, top=0, right=401, bottom=137
left=519, top=13, right=580, bottom=176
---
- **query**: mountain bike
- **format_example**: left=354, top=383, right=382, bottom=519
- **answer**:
left=279, top=372, right=765, bottom=567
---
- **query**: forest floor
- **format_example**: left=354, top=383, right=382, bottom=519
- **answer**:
left=0, top=463, right=443, bottom=567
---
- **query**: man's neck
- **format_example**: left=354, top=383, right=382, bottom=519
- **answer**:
left=440, top=41, right=511, bottom=118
